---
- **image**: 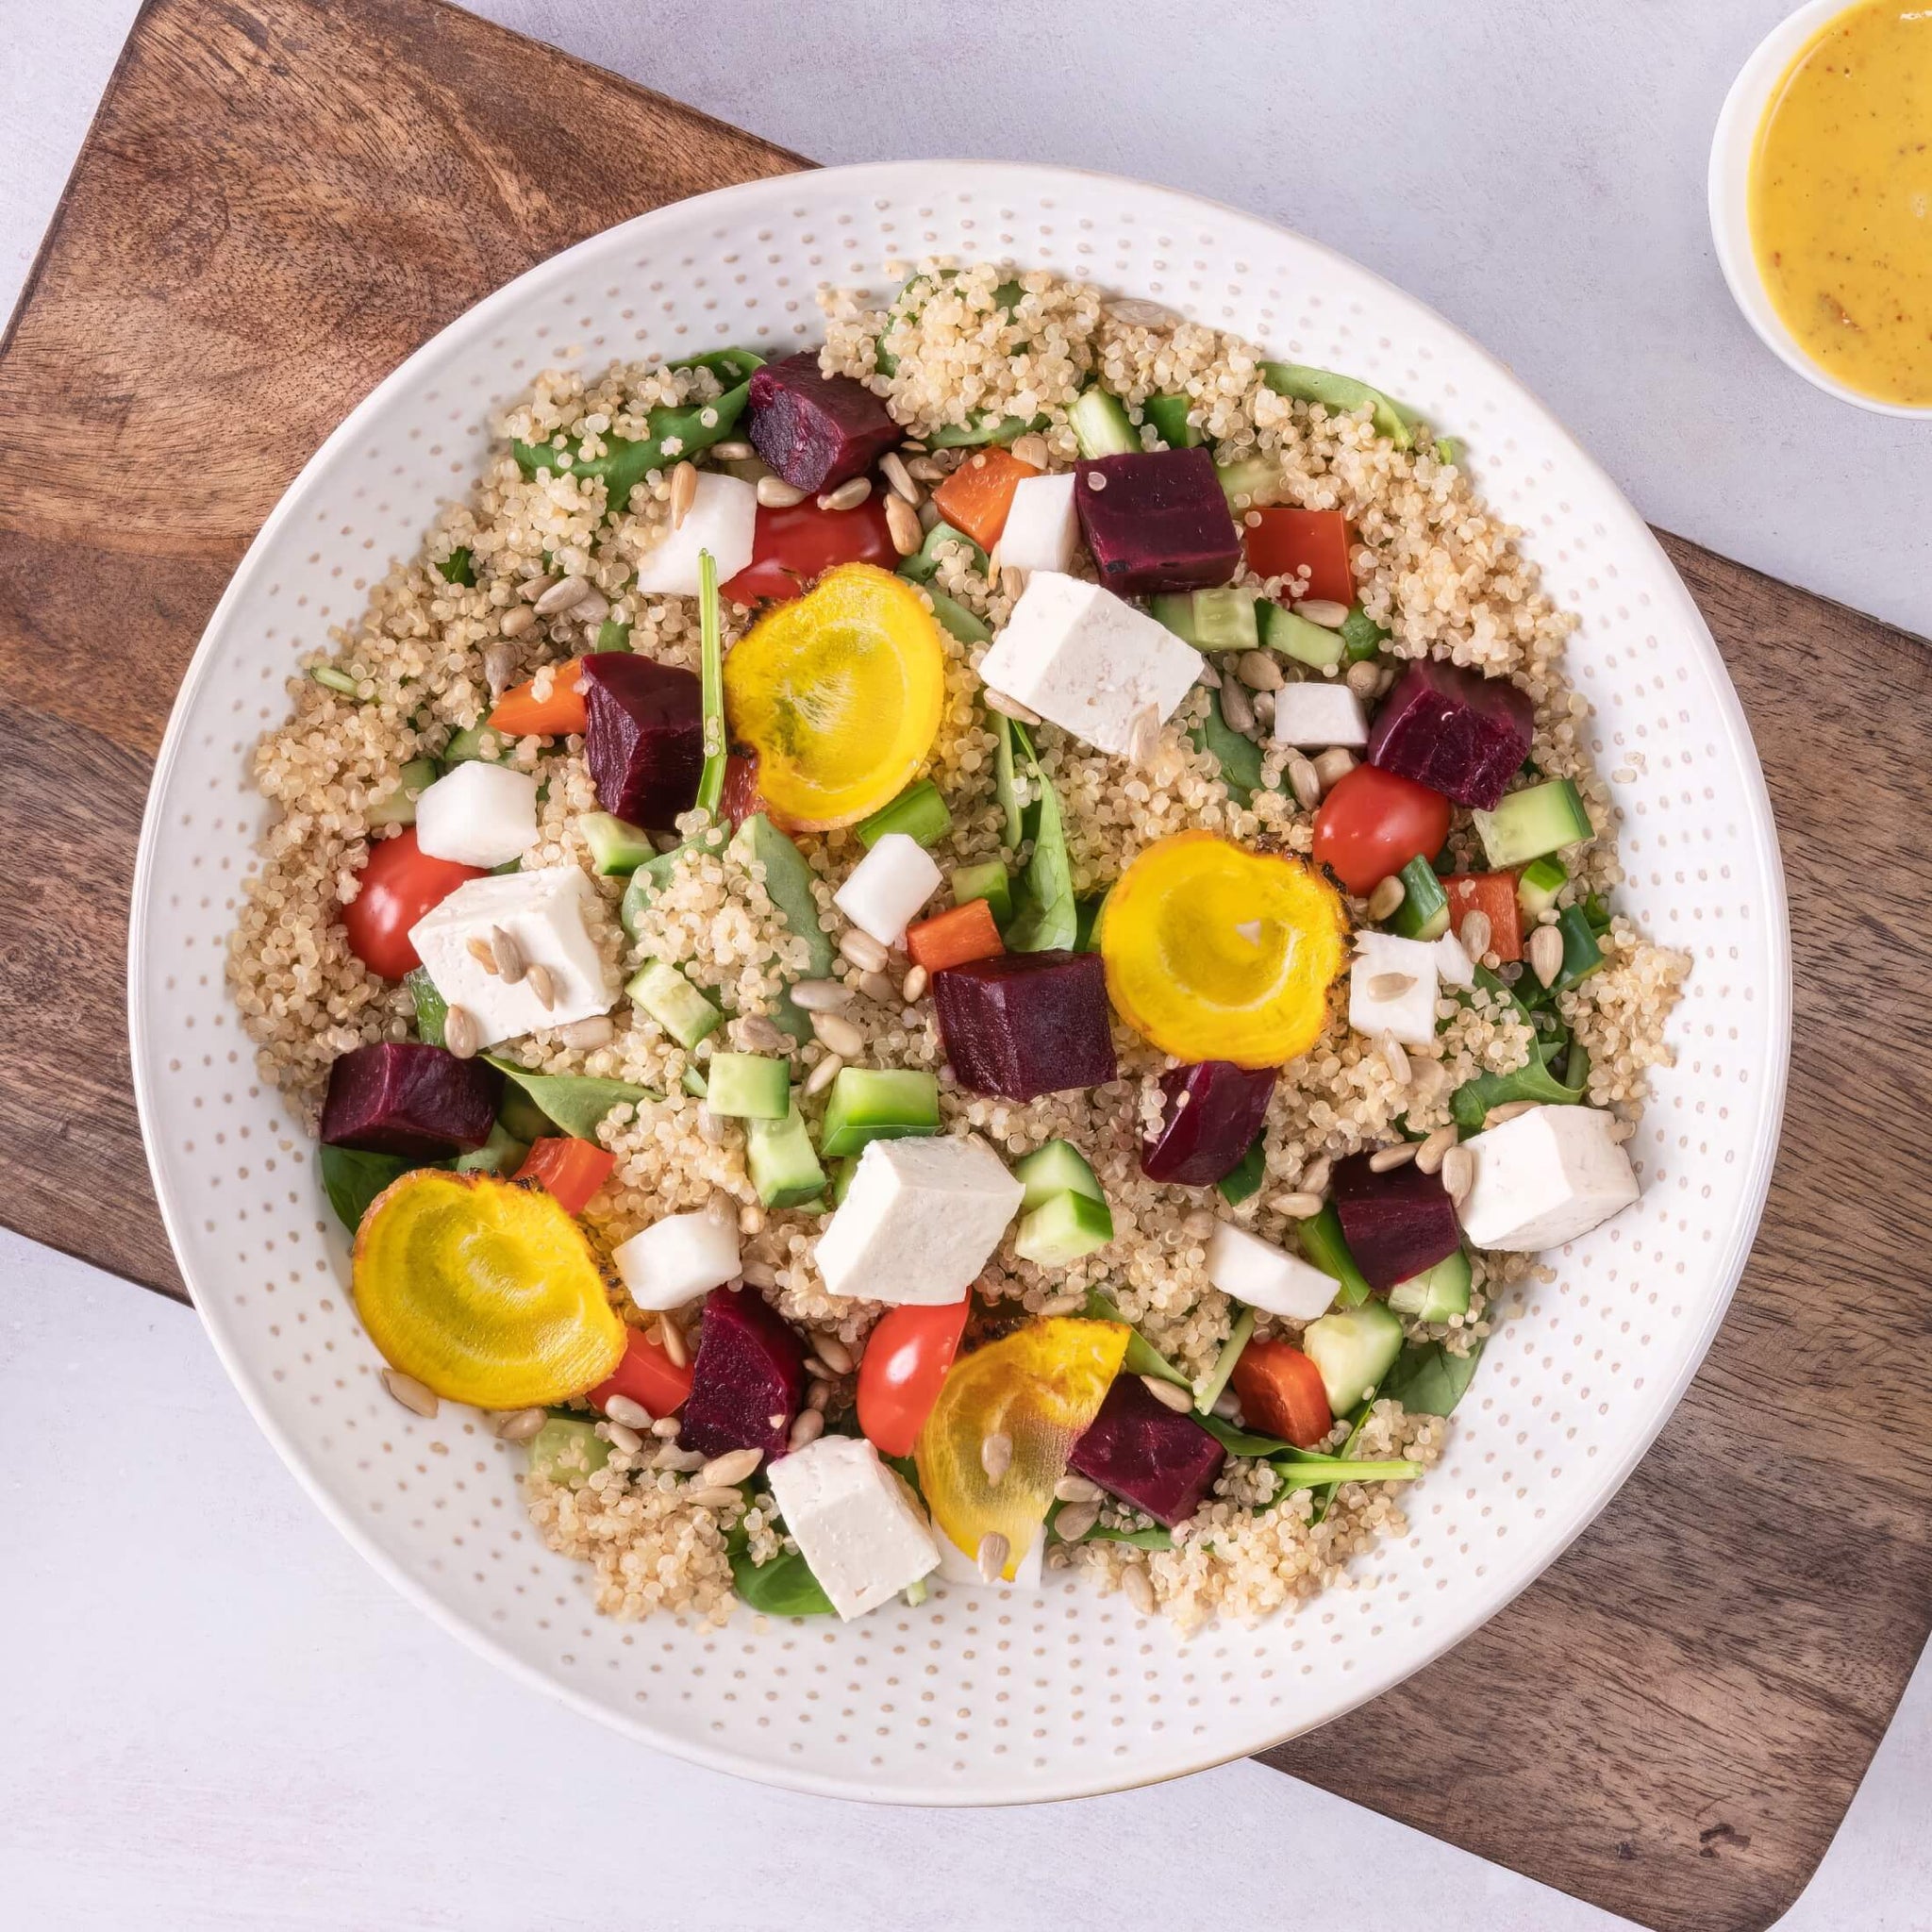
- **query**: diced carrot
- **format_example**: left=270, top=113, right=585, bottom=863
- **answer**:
left=905, top=898, right=1004, bottom=973
left=1230, top=1338, right=1332, bottom=1449
left=1242, top=508, right=1355, bottom=605
left=514, top=1137, right=618, bottom=1216
left=487, top=657, right=587, bottom=736
left=930, top=446, right=1041, bottom=553
left=1442, top=872, right=1524, bottom=962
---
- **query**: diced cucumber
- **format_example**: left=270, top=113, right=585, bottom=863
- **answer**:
left=1216, top=454, right=1278, bottom=506
left=829, top=1156, right=858, bottom=1206
left=951, top=860, right=1013, bottom=926
left=858, top=779, right=953, bottom=851
left=1192, top=589, right=1261, bottom=654
left=1516, top=855, right=1569, bottom=920
left=1388, top=1248, right=1473, bottom=1323
left=1260, top=601, right=1347, bottom=671
left=368, top=757, right=438, bottom=829
left=440, top=723, right=511, bottom=768
left=1013, top=1139, right=1105, bottom=1213
left=1473, top=778, right=1592, bottom=868
left=704, top=1053, right=791, bottom=1120
left=405, top=966, right=448, bottom=1048
left=1341, top=607, right=1389, bottom=663
left=1149, top=593, right=1199, bottom=646
left=924, top=588, right=990, bottom=646
left=746, top=1104, right=827, bottom=1209
left=1297, top=1204, right=1374, bottom=1310
left=526, top=1418, right=610, bottom=1486
left=625, top=960, right=723, bottom=1049
left=681, top=1066, right=709, bottom=1100
left=580, top=811, right=655, bottom=875
left=1217, top=1134, right=1268, bottom=1207
left=1144, top=394, right=1202, bottom=448
left=819, top=1068, right=941, bottom=1158
left=1554, top=902, right=1605, bottom=990
left=1014, top=1189, right=1114, bottom=1264
left=1301, top=1302, right=1406, bottom=1412
left=1071, top=387, right=1138, bottom=458
left=1387, top=855, right=1450, bottom=941
left=1074, top=890, right=1108, bottom=954
left=898, top=518, right=989, bottom=585
left=454, top=1121, right=528, bottom=1175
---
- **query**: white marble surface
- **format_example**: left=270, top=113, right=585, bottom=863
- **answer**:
left=5, top=4, right=1930, bottom=1927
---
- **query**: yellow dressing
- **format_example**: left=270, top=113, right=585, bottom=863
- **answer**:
left=1748, top=0, right=1932, bottom=405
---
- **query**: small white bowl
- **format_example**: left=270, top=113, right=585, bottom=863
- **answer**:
left=1709, top=0, right=1932, bottom=418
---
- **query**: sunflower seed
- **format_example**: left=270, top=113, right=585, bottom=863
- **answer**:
left=1312, top=747, right=1357, bottom=787
left=1458, top=909, right=1492, bottom=959
left=480, top=641, right=518, bottom=700
left=535, top=575, right=591, bottom=616
left=695, top=1106, right=727, bottom=1145
left=668, top=459, right=699, bottom=528
left=1141, top=1374, right=1195, bottom=1413
left=1269, top=1191, right=1324, bottom=1218
left=378, top=1367, right=437, bottom=1416
left=811, top=1333, right=854, bottom=1376
left=442, top=1004, right=479, bottom=1059
left=491, top=1407, right=547, bottom=1441
left=733, top=1011, right=789, bottom=1053
left=698, top=1447, right=763, bottom=1489
left=811, top=1010, right=865, bottom=1058
left=757, top=475, right=808, bottom=508
left=858, top=969, right=897, bottom=1004
left=1124, top=1565, right=1157, bottom=1615
left=788, top=1408, right=825, bottom=1452
left=654, top=1444, right=706, bottom=1473
left=710, top=440, right=755, bottom=461
left=465, top=935, right=499, bottom=974
left=978, top=1430, right=1014, bottom=1485
left=1196, top=660, right=1223, bottom=690
left=605, top=1421, right=643, bottom=1456
left=1408, top=1057, right=1448, bottom=1107
left=1300, top=1155, right=1333, bottom=1198
left=658, top=1319, right=689, bottom=1369
left=574, top=587, right=610, bottom=625
left=878, top=450, right=921, bottom=505
left=818, top=476, right=873, bottom=512
left=1369, top=1141, right=1418, bottom=1173
left=650, top=1416, right=682, bottom=1440
left=525, top=962, right=556, bottom=1011
left=838, top=927, right=890, bottom=973
left=907, top=455, right=949, bottom=483
left=603, top=1393, right=652, bottom=1428
left=805, top=1053, right=843, bottom=1096
left=1440, top=1144, right=1475, bottom=1204
left=1529, top=922, right=1565, bottom=988
left=1368, top=972, right=1417, bottom=999
left=684, top=1485, right=744, bottom=1510
left=983, top=687, right=1042, bottom=725
left=1055, top=1474, right=1104, bottom=1505
left=517, top=573, right=556, bottom=602
left=1236, top=650, right=1284, bottom=692
left=1009, top=431, right=1051, bottom=470
left=1379, top=1033, right=1412, bottom=1084
left=1295, top=598, right=1351, bottom=629
left=1182, top=1206, right=1218, bottom=1239
left=556, top=1015, right=615, bottom=1050
left=1212, top=1386, right=1242, bottom=1420
left=1346, top=659, right=1382, bottom=701
left=1039, top=1291, right=1086, bottom=1317
left=1413, top=1125, right=1459, bottom=1174
left=1366, top=874, right=1406, bottom=922
left=976, top=1532, right=1010, bottom=1584
left=884, top=491, right=922, bottom=557
left=1219, top=679, right=1256, bottom=734
left=1484, top=1099, right=1540, bottom=1129
left=1127, top=703, right=1161, bottom=768
left=807, top=1380, right=832, bottom=1413
left=739, top=1257, right=778, bottom=1289
left=1054, top=1503, right=1100, bottom=1542
left=490, top=924, right=527, bottom=985
left=705, top=1192, right=737, bottom=1228
left=1288, top=755, right=1323, bottom=810
left=1108, top=297, right=1177, bottom=328
left=900, top=964, right=929, bottom=1003
left=789, top=978, right=851, bottom=1013
left=499, top=603, right=537, bottom=638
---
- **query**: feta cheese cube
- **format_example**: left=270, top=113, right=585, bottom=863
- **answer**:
left=1349, top=931, right=1441, bottom=1048
left=814, top=1136, right=1024, bottom=1303
left=764, top=1434, right=940, bottom=1620
left=408, top=869, right=620, bottom=1048
left=833, top=831, right=942, bottom=946
left=1206, top=1221, right=1340, bottom=1323
left=995, top=474, right=1078, bottom=575
left=976, top=572, right=1203, bottom=758
left=1457, top=1105, right=1641, bottom=1250
left=934, top=1523, right=1045, bottom=1591
left=413, top=760, right=541, bottom=870
left=631, top=473, right=758, bottom=596
left=1272, top=682, right=1369, bottom=749
left=609, top=1208, right=741, bottom=1310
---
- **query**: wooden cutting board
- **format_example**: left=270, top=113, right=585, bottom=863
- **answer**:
left=4, top=3, right=1927, bottom=1925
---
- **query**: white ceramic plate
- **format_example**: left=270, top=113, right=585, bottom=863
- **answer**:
left=129, top=161, right=1790, bottom=1804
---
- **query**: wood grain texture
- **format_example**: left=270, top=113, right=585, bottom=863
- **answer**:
left=1, top=4, right=1926, bottom=1926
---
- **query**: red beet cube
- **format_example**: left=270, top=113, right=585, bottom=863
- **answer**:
left=1330, top=1150, right=1461, bottom=1291
left=579, top=654, right=703, bottom=831
left=1069, top=1374, right=1225, bottom=1527
left=679, top=1285, right=806, bottom=1462
left=747, top=351, right=901, bottom=492
left=319, top=1042, right=500, bottom=1159
left=1141, top=1060, right=1279, bottom=1187
left=1074, top=447, right=1241, bottom=596
left=1366, top=658, right=1534, bottom=810
left=932, top=951, right=1116, bottom=1101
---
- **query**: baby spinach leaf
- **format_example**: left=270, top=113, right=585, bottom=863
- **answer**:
left=405, top=967, right=448, bottom=1048
left=1189, top=686, right=1268, bottom=807
left=728, top=1544, right=836, bottom=1617
left=1380, top=1339, right=1484, bottom=1417
left=1450, top=1052, right=1585, bottom=1130
left=1198, top=1411, right=1294, bottom=1459
left=1261, top=361, right=1421, bottom=451
left=1081, top=1291, right=1191, bottom=1389
left=1005, top=722, right=1076, bottom=953
left=436, top=546, right=475, bottom=586
left=484, top=1058, right=655, bottom=1141
left=319, top=1145, right=423, bottom=1234
left=1047, top=1499, right=1174, bottom=1550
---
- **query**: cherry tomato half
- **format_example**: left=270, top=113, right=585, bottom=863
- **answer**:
left=1231, top=1338, right=1333, bottom=1449
left=589, top=1325, right=693, bottom=1418
left=721, top=495, right=896, bottom=606
left=858, top=1299, right=971, bottom=1458
left=513, top=1137, right=618, bottom=1217
left=341, top=828, right=484, bottom=979
left=1311, top=764, right=1452, bottom=897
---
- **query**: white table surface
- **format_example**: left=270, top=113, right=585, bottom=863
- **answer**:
left=4, top=5, right=1929, bottom=1928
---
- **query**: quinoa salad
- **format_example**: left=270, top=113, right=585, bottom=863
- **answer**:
left=229, top=262, right=1689, bottom=1633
